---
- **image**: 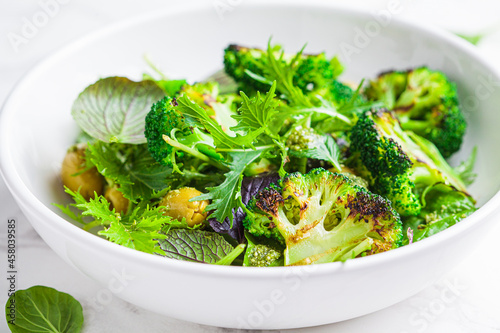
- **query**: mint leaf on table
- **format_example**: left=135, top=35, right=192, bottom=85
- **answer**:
left=71, top=77, right=165, bottom=144
left=6, top=285, right=83, bottom=333
left=158, top=229, right=239, bottom=264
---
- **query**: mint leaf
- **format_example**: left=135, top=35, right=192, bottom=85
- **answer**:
left=71, top=77, right=165, bottom=144
left=6, top=286, right=83, bottom=333
left=196, top=149, right=263, bottom=224
left=289, top=134, right=341, bottom=171
left=158, top=229, right=235, bottom=264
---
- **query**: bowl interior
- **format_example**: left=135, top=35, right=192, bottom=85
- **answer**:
left=4, top=4, right=500, bottom=216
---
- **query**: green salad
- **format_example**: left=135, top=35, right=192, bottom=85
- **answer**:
left=56, top=41, right=477, bottom=267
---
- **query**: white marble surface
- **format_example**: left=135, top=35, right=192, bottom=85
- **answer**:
left=1, top=1, right=500, bottom=332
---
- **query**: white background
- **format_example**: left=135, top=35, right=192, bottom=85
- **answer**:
left=1, top=0, right=500, bottom=332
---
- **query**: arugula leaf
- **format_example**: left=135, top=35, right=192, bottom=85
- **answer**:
left=61, top=187, right=173, bottom=255
left=87, top=142, right=172, bottom=201
left=454, top=146, right=477, bottom=186
left=231, top=81, right=279, bottom=136
left=158, top=229, right=239, bottom=264
left=196, top=150, right=263, bottom=224
left=402, top=183, right=476, bottom=244
left=247, top=41, right=312, bottom=107
left=71, top=77, right=165, bottom=144
left=289, top=134, right=341, bottom=171
left=6, top=285, right=83, bottom=333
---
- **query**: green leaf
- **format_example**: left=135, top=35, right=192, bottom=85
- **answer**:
left=456, top=33, right=485, bottom=45
left=6, top=285, right=83, bottom=333
left=251, top=40, right=312, bottom=107
left=87, top=142, right=171, bottom=201
left=402, top=183, right=476, bottom=244
left=71, top=77, right=165, bottom=144
left=454, top=146, right=477, bottom=186
left=158, top=229, right=236, bottom=264
left=231, top=82, right=280, bottom=137
left=195, top=149, right=263, bottom=224
left=289, top=134, right=341, bottom=171
left=176, top=94, right=241, bottom=148
left=98, top=216, right=168, bottom=256
left=155, top=79, right=187, bottom=95
left=215, top=244, right=246, bottom=265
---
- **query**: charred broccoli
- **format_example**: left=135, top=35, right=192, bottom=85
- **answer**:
left=364, top=67, right=467, bottom=158
left=350, top=109, right=468, bottom=217
left=243, top=168, right=403, bottom=266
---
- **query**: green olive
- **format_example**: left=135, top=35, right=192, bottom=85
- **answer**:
left=104, top=186, right=129, bottom=214
left=61, top=145, right=104, bottom=200
left=159, top=187, right=209, bottom=227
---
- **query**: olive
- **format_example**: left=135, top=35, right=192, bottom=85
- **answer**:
left=159, top=187, right=209, bottom=227
left=104, top=186, right=129, bottom=214
left=61, top=145, right=104, bottom=200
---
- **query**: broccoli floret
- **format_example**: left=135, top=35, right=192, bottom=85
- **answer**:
left=243, top=168, right=403, bottom=266
left=144, top=96, right=215, bottom=166
left=350, top=109, right=469, bottom=217
left=364, top=67, right=467, bottom=158
left=286, top=126, right=321, bottom=151
left=223, top=44, right=343, bottom=95
left=318, top=80, right=367, bottom=110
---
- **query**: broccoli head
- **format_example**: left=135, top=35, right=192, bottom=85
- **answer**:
left=223, top=44, right=343, bottom=95
left=364, top=67, right=467, bottom=158
left=350, top=109, right=469, bottom=217
left=243, top=168, right=403, bottom=266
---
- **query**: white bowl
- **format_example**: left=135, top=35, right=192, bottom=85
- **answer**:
left=2, top=1, right=500, bottom=329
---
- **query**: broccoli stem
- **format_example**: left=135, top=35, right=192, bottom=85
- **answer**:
left=162, top=135, right=229, bottom=171
left=214, top=244, right=247, bottom=265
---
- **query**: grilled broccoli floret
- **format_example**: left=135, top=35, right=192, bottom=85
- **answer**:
left=243, top=168, right=403, bottom=266
left=223, top=44, right=343, bottom=95
left=350, top=109, right=468, bottom=217
left=364, top=67, right=467, bottom=158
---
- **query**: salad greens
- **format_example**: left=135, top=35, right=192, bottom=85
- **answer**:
left=5, top=286, right=84, bottom=333
left=56, top=40, right=477, bottom=267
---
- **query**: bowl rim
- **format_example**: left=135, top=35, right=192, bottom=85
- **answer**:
left=1, top=0, right=500, bottom=278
